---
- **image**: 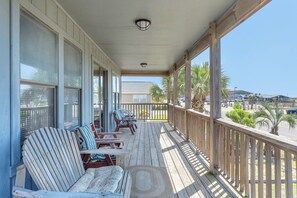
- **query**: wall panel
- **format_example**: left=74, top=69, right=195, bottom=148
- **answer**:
left=0, top=1, right=11, bottom=197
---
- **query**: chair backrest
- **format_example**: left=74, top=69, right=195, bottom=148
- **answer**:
left=90, top=122, right=100, bottom=138
left=22, top=127, right=85, bottom=192
left=113, top=110, right=122, bottom=123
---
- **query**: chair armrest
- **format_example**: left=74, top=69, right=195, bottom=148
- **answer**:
left=98, top=132, right=122, bottom=135
left=121, top=118, right=132, bottom=122
left=80, top=148, right=127, bottom=156
left=13, top=187, right=122, bottom=198
left=81, top=148, right=127, bottom=168
left=95, top=132, right=122, bottom=138
left=95, top=138, right=122, bottom=142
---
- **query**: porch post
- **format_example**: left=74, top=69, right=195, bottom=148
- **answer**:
left=167, top=75, right=171, bottom=123
left=209, top=22, right=221, bottom=174
left=167, top=75, right=171, bottom=104
left=184, top=51, right=191, bottom=140
left=173, top=66, right=178, bottom=129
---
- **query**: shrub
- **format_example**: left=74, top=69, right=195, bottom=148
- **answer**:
left=226, top=109, right=255, bottom=128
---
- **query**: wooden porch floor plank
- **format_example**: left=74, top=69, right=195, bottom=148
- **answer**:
left=159, top=123, right=205, bottom=198
left=162, top=126, right=212, bottom=198
left=166, top=124, right=232, bottom=198
left=144, top=122, right=152, bottom=166
left=118, top=122, right=232, bottom=198
left=158, top=123, right=190, bottom=198
left=147, top=122, right=159, bottom=167
left=150, top=122, right=166, bottom=167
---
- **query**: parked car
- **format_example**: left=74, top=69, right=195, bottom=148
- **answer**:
left=286, top=109, right=297, bottom=114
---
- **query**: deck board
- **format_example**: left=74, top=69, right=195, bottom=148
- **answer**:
left=120, top=122, right=234, bottom=198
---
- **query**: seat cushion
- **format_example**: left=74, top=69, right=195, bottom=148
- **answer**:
left=78, top=125, right=102, bottom=160
left=68, top=166, right=123, bottom=193
left=120, top=120, right=136, bottom=126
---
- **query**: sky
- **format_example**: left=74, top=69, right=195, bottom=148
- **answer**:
left=123, top=0, right=297, bottom=97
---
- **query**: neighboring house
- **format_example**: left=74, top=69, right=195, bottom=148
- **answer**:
left=121, top=81, right=153, bottom=103
left=257, top=94, right=292, bottom=102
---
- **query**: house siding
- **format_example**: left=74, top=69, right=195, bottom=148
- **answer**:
left=1, top=0, right=121, bottom=197
left=0, top=0, right=11, bottom=197
left=121, top=94, right=152, bottom=103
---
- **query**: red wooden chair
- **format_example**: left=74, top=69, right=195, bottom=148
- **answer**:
left=113, top=110, right=136, bottom=135
left=75, top=125, right=124, bottom=169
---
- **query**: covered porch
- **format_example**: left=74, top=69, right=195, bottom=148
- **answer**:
left=3, top=0, right=297, bottom=197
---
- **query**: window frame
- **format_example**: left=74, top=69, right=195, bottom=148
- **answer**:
left=19, top=10, right=59, bottom=145
left=63, top=39, right=83, bottom=130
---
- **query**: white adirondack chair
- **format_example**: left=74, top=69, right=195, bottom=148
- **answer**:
left=12, top=127, right=131, bottom=198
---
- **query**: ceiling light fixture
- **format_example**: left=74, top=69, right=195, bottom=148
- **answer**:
left=140, top=62, right=148, bottom=68
left=135, top=19, right=151, bottom=31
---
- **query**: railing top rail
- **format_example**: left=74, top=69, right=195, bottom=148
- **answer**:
left=121, top=103, right=168, bottom=105
left=186, top=109, right=210, bottom=119
left=21, top=106, right=50, bottom=110
left=173, top=105, right=186, bottom=111
left=215, top=118, right=297, bottom=153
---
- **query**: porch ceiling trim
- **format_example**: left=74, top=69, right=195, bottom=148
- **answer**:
left=121, top=70, right=169, bottom=77
left=169, top=0, right=271, bottom=75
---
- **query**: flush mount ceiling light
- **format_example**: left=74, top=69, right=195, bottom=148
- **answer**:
left=140, top=62, right=148, bottom=68
left=135, top=19, right=151, bottom=31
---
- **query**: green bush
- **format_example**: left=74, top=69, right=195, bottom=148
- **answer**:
left=226, top=109, right=255, bottom=128
left=233, top=102, right=242, bottom=109
left=139, top=110, right=150, bottom=118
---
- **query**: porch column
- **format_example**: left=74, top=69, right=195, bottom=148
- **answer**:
left=184, top=51, right=191, bottom=140
left=209, top=22, right=221, bottom=174
left=167, top=75, right=171, bottom=104
left=173, top=67, right=178, bottom=129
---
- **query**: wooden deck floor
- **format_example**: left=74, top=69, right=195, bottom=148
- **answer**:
left=119, top=122, right=235, bottom=198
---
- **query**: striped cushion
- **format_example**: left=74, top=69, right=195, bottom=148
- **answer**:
left=78, top=125, right=102, bottom=160
left=115, top=110, right=123, bottom=120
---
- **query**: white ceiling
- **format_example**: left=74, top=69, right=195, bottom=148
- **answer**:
left=58, top=0, right=236, bottom=72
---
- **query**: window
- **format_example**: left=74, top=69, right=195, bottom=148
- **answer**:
left=64, top=89, right=81, bottom=129
left=133, top=95, right=147, bottom=103
left=20, top=11, right=58, bottom=146
left=20, top=12, right=58, bottom=84
left=64, top=41, right=82, bottom=129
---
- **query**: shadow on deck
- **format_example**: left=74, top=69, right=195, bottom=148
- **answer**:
left=120, top=122, right=238, bottom=198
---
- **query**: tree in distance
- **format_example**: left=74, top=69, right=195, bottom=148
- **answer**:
left=188, top=62, right=229, bottom=112
left=150, top=84, right=166, bottom=103
left=254, top=102, right=296, bottom=135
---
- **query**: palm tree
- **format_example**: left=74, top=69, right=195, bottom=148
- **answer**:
left=150, top=84, right=165, bottom=103
left=191, top=62, right=229, bottom=112
left=254, top=102, right=296, bottom=135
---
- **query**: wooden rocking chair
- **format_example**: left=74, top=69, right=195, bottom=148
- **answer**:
left=13, top=127, right=131, bottom=198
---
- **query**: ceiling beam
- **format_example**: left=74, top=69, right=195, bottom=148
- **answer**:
left=121, top=70, right=169, bottom=77
left=169, top=0, right=271, bottom=75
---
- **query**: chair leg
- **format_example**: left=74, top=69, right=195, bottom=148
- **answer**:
left=134, top=124, right=138, bottom=129
left=105, top=154, right=114, bottom=166
left=129, top=125, right=134, bottom=135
